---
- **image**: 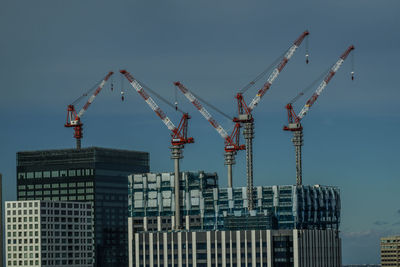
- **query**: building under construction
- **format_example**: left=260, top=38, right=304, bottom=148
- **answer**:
left=128, top=171, right=342, bottom=266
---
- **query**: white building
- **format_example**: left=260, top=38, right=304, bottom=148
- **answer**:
left=130, top=229, right=342, bottom=267
left=5, top=200, right=94, bottom=267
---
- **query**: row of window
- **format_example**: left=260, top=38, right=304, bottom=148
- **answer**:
left=7, top=259, right=93, bottom=266
left=7, top=209, right=38, bottom=216
left=6, top=238, right=38, bottom=245
left=41, top=202, right=91, bottom=209
left=7, top=259, right=40, bottom=266
left=7, top=217, right=39, bottom=224
left=8, top=252, right=39, bottom=259
left=18, top=182, right=94, bottom=190
left=7, top=223, right=39, bottom=230
left=6, top=202, right=38, bottom=209
left=41, top=239, right=92, bottom=247
left=18, top=188, right=93, bottom=196
left=7, top=231, right=39, bottom=238
left=18, top=195, right=94, bottom=201
left=7, top=245, right=39, bottom=252
left=18, top=169, right=94, bottom=179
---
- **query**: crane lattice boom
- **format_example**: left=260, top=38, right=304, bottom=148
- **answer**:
left=121, top=70, right=177, bottom=133
left=297, top=45, right=354, bottom=119
left=174, top=81, right=229, bottom=140
left=77, top=72, right=114, bottom=118
left=247, top=31, right=309, bottom=111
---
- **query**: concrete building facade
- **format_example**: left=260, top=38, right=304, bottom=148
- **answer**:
left=381, top=235, right=400, bottom=266
left=16, top=147, right=149, bottom=267
left=5, top=200, right=93, bottom=267
left=131, top=229, right=341, bottom=267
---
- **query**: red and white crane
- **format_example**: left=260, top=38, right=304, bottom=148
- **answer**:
left=234, top=31, right=309, bottom=210
left=283, top=45, right=354, bottom=185
left=120, top=70, right=194, bottom=230
left=65, top=71, right=114, bottom=149
left=174, top=81, right=245, bottom=188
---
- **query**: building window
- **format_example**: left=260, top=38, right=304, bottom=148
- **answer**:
left=26, top=172, right=34, bottom=179
left=51, top=171, right=59, bottom=178
left=60, top=170, right=67, bottom=177
left=34, top=172, right=42, bottom=178
left=43, top=171, right=51, bottom=178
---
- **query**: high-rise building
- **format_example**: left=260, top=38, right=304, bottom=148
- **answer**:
left=381, top=235, right=400, bottom=266
left=5, top=200, right=93, bottom=267
left=128, top=171, right=342, bottom=266
left=16, top=147, right=149, bottom=267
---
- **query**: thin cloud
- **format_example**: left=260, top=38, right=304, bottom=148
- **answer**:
left=374, top=221, right=388, bottom=226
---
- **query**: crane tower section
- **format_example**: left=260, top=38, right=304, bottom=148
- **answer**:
left=284, top=45, right=355, bottom=186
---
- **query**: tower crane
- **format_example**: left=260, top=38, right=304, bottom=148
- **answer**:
left=65, top=71, right=114, bottom=149
left=283, top=45, right=355, bottom=185
left=174, top=81, right=245, bottom=188
left=120, top=70, right=194, bottom=230
left=234, top=31, right=309, bottom=210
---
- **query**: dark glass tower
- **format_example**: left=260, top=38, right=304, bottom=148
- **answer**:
left=16, top=147, right=149, bottom=267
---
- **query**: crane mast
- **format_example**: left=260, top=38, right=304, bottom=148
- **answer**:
left=174, top=81, right=245, bottom=187
left=234, top=31, right=309, bottom=210
left=65, top=71, right=114, bottom=149
left=284, top=45, right=355, bottom=185
left=121, top=70, right=194, bottom=230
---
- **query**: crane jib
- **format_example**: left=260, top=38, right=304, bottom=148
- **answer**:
left=247, top=31, right=308, bottom=112
left=297, top=45, right=354, bottom=120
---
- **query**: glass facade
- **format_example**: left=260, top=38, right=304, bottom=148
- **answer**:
left=129, top=172, right=341, bottom=232
left=17, top=147, right=149, bottom=267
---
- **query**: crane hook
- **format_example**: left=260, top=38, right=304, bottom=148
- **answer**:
left=306, top=54, right=309, bottom=64
left=111, top=83, right=114, bottom=91
left=351, top=71, right=354, bottom=81
left=121, top=91, right=125, bottom=101
left=175, top=101, right=178, bottom=111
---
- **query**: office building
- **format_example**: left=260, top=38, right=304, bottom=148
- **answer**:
left=5, top=200, right=93, bottom=267
left=128, top=171, right=342, bottom=266
left=381, top=235, right=400, bottom=266
left=132, top=229, right=341, bottom=266
left=16, top=147, right=149, bottom=267
left=1, top=174, right=3, bottom=267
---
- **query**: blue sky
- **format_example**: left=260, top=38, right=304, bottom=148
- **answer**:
left=1, top=0, right=399, bottom=263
